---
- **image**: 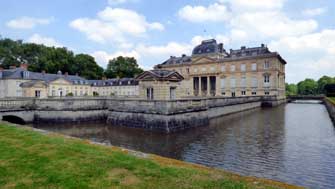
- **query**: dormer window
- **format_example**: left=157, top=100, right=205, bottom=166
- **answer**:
left=22, top=71, right=29, bottom=79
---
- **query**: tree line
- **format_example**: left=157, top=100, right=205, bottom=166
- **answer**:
left=286, top=76, right=335, bottom=96
left=0, top=37, right=143, bottom=79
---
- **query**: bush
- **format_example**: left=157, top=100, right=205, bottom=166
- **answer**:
left=66, top=92, right=74, bottom=97
left=325, top=84, right=335, bottom=97
left=93, top=91, right=99, bottom=96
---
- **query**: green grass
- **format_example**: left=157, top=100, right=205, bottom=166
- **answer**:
left=0, top=123, right=302, bottom=189
left=328, top=97, right=335, bottom=104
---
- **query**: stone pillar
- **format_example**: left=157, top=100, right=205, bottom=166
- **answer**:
left=199, top=77, right=202, bottom=96
left=207, top=76, right=210, bottom=96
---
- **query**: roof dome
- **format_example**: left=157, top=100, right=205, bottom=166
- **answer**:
left=192, top=39, right=224, bottom=55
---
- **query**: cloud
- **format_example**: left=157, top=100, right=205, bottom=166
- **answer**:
left=178, top=0, right=318, bottom=40
left=269, top=29, right=335, bottom=82
left=302, top=7, right=327, bottom=17
left=91, top=50, right=140, bottom=68
left=230, top=11, right=318, bottom=39
left=178, top=3, right=231, bottom=23
left=6, top=16, right=53, bottom=29
left=70, top=7, right=164, bottom=46
left=107, top=0, right=127, bottom=5
left=221, top=0, right=286, bottom=12
left=27, top=34, right=62, bottom=47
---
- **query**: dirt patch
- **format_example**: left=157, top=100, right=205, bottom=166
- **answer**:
left=107, top=168, right=140, bottom=186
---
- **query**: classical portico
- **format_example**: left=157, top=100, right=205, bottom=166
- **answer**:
left=193, top=75, right=217, bottom=97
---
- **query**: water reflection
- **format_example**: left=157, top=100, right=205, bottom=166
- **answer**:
left=34, top=103, right=335, bottom=189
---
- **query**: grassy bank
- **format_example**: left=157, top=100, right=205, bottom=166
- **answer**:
left=0, top=122, right=302, bottom=189
left=328, top=97, right=335, bottom=104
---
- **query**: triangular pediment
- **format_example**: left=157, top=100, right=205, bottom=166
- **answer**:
left=192, top=56, right=216, bottom=64
left=50, top=77, right=72, bottom=85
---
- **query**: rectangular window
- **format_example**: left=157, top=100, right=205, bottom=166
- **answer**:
left=265, top=91, right=270, bottom=95
left=230, top=65, right=235, bottom=72
left=35, top=90, right=41, bottom=97
left=146, top=88, right=154, bottom=100
left=231, top=92, right=236, bottom=97
left=241, top=77, right=246, bottom=88
left=264, top=75, right=270, bottom=83
left=241, top=64, right=246, bottom=72
left=186, top=68, right=190, bottom=74
left=241, top=91, right=246, bottom=95
left=252, top=91, right=257, bottom=95
left=221, top=65, right=225, bottom=72
left=252, top=77, right=258, bottom=87
left=220, top=78, right=225, bottom=94
left=264, top=60, right=270, bottom=69
left=230, top=78, right=236, bottom=88
left=252, top=63, right=257, bottom=71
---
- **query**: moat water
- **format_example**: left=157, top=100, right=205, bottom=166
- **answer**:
left=34, top=103, right=335, bottom=189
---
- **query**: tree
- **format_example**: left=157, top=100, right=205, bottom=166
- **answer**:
left=317, top=76, right=335, bottom=94
left=0, top=37, right=104, bottom=80
left=73, top=54, right=104, bottom=79
left=297, top=79, right=318, bottom=95
left=105, top=56, right=143, bottom=78
left=285, top=83, right=297, bottom=96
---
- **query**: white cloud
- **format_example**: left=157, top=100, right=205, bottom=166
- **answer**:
left=269, top=29, right=335, bottom=82
left=6, top=16, right=53, bottom=29
left=230, top=11, right=318, bottom=39
left=70, top=7, right=164, bottom=45
left=27, top=34, right=62, bottom=47
left=91, top=50, right=140, bottom=68
left=107, top=0, right=127, bottom=5
left=221, top=0, right=286, bottom=12
left=178, top=3, right=231, bottom=23
left=302, top=7, right=327, bottom=17
left=178, top=0, right=318, bottom=40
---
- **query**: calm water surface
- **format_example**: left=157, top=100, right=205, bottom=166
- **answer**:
left=34, top=103, right=335, bottom=189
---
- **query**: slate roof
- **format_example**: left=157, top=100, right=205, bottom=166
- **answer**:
left=156, top=39, right=287, bottom=67
left=136, top=70, right=184, bottom=81
left=20, top=80, right=47, bottom=88
left=0, top=68, right=139, bottom=86
left=89, top=78, right=138, bottom=87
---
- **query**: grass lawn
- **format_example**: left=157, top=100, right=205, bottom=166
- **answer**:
left=0, top=122, right=302, bottom=189
left=328, top=97, right=335, bottom=104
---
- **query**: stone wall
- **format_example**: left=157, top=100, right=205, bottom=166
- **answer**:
left=325, top=98, right=335, bottom=124
left=0, top=96, right=286, bottom=132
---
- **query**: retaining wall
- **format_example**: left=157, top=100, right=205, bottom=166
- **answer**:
left=325, top=98, right=335, bottom=124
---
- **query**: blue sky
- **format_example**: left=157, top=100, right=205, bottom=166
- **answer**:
left=0, top=0, right=334, bottom=83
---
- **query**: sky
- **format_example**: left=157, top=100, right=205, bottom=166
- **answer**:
left=0, top=0, right=334, bottom=83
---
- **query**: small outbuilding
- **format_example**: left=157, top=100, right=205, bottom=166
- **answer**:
left=136, top=70, right=184, bottom=100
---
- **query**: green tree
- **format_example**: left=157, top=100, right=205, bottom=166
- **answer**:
left=73, top=54, right=104, bottom=79
left=0, top=37, right=104, bottom=80
left=317, top=76, right=335, bottom=94
left=285, top=83, right=297, bottom=96
left=297, top=78, right=318, bottom=95
left=105, top=56, right=143, bottom=78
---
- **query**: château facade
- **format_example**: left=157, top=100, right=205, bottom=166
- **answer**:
left=155, top=39, right=286, bottom=99
left=0, top=65, right=139, bottom=98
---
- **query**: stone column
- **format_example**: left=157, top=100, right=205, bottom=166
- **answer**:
left=207, top=76, right=210, bottom=96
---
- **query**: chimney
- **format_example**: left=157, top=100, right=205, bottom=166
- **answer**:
left=241, top=46, right=246, bottom=50
left=20, top=63, right=28, bottom=70
left=182, top=54, right=186, bottom=57
left=261, top=44, right=265, bottom=48
left=102, top=76, right=107, bottom=80
left=10, top=65, right=17, bottom=69
left=42, top=70, right=46, bottom=75
left=65, top=72, right=69, bottom=77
